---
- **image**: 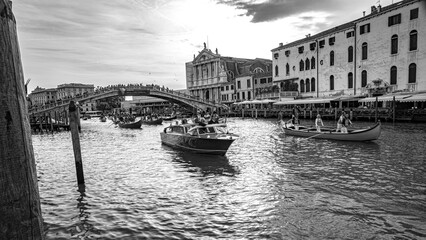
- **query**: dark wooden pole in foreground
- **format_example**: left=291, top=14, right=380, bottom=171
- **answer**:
left=0, top=0, right=44, bottom=238
left=69, top=101, right=85, bottom=184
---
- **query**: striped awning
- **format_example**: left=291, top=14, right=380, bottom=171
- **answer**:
left=273, top=97, right=336, bottom=105
left=399, top=93, right=426, bottom=102
left=358, top=95, right=412, bottom=103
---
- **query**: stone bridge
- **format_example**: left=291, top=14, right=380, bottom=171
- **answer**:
left=28, top=85, right=227, bottom=115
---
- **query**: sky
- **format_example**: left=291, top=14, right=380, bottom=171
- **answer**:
left=13, top=0, right=400, bottom=93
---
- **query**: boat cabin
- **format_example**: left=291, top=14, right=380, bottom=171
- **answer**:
left=164, top=123, right=228, bottom=137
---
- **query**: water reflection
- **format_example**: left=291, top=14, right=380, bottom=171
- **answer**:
left=69, top=184, right=99, bottom=239
left=164, top=146, right=239, bottom=177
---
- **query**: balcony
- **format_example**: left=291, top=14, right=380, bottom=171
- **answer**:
left=407, top=83, right=417, bottom=92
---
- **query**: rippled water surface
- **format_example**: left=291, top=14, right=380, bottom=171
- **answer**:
left=32, top=118, right=426, bottom=239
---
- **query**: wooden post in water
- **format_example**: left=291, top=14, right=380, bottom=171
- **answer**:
left=375, top=96, right=378, bottom=123
left=49, top=112, right=53, bottom=132
left=0, top=0, right=44, bottom=238
left=392, top=96, right=396, bottom=124
left=69, top=101, right=85, bottom=185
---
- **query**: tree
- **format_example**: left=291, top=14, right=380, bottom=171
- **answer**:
left=0, top=1, right=44, bottom=238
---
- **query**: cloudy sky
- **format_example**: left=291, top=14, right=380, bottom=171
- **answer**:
left=13, top=0, right=399, bottom=92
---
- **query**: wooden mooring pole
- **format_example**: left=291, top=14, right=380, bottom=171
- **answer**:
left=69, top=101, right=85, bottom=185
left=0, top=0, right=44, bottom=238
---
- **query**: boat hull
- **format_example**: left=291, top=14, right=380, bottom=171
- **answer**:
left=281, top=122, right=381, bottom=141
left=119, top=119, right=142, bottom=129
left=160, top=132, right=236, bottom=155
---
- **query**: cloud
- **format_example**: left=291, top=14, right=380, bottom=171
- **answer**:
left=215, top=0, right=348, bottom=23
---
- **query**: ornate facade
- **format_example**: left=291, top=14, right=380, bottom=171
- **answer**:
left=271, top=0, right=425, bottom=98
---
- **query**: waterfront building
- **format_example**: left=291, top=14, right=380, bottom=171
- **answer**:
left=186, top=44, right=272, bottom=106
left=56, top=83, right=94, bottom=100
left=28, top=86, right=57, bottom=106
left=271, top=0, right=426, bottom=100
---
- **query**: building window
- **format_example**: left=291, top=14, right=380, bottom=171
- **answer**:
left=311, top=57, right=315, bottom=69
left=410, top=8, right=419, bottom=20
left=348, top=46, right=353, bottom=62
left=390, top=66, right=397, bottom=85
left=305, top=58, right=310, bottom=70
left=319, top=40, right=325, bottom=48
left=221, top=87, right=224, bottom=91
left=248, top=91, right=251, bottom=100
left=286, top=63, right=290, bottom=75
left=391, top=35, right=398, bottom=54
left=226, top=86, right=229, bottom=91
left=330, top=51, right=334, bottom=66
left=268, top=78, right=272, bottom=83
left=329, top=37, right=335, bottom=46
left=360, top=23, right=370, bottom=35
left=330, top=75, right=334, bottom=90
left=311, top=78, right=315, bottom=92
left=306, top=79, right=310, bottom=92
left=231, top=85, right=234, bottom=90
left=409, top=63, right=416, bottom=83
left=409, top=30, right=417, bottom=51
left=275, top=65, right=279, bottom=76
left=298, top=46, right=304, bottom=53
left=300, top=79, right=305, bottom=93
left=361, top=70, right=367, bottom=87
left=237, top=81, right=241, bottom=89
left=273, top=53, right=279, bottom=59
left=310, top=42, right=316, bottom=51
left=388, top=14, right=401, bottom=26
left=285, top=50, right=290, bottom=56
left=247, top=79, right=251, bottom=88
left=260, top=78, right=267, bottom=84
left=348, top=72, right=354, bottom=89
left=299, top=60, right=304, bottom=71
left=346, top=31, right=354, bottom=38
left=362, top=42, right=368, bottom=60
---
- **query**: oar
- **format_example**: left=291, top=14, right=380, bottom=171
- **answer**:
left=298, top=132, right=325, bottom=142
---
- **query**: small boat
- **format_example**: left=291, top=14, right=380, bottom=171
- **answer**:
left=118, top=119, right=142, bottom=129
left=280, top=121, right=381, bottom=141
left=160, top=123, right=239, bottom=155
left=163, top=115, right=177, bottom=121
left=142, top=118, right=163, bottom=125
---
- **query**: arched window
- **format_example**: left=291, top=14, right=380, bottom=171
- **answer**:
left=286, top=63, right=290, bottom=75
left=275, top=65, right=279, bottom=76
left=409, top=63, right=416, bottom=83
left=348, top=72, right=354, bottom=89
left=299, top=60, right=304, bottom=71
left=391, top=35, right=398, bottom=54
left=305, top=58, right=310, bottom=70
left=306, top=78, right=310, bottom=92
left=348, top=46, right=353, bottom=62
left=311, top=57, right=315, bottom=69
left=330, top=75, right=334, bottom=90
left=361, top=70, right=367, bottom=87
left=390, top=66, right=397, bottom=85
left=300, top=79, right=305, bottom=92
left=330, top=51, right=335, bottom=66
left=362, top=42, right=368, bottom=60
left=311, top=78, right=316, bottom=92
left=409, top=30, right=418, bottom=51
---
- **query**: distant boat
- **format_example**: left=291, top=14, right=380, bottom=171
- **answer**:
left=118, top=119, right=142, bottom=129
left=280, top=121, right=381, bottom=141
left=142, top=118, right=163, bottom=125
left=160, top=123, right=238, bottom=155
left=163, top=115, right=177, bottom=121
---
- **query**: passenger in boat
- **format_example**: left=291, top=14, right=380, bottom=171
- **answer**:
left=336, top=112, right=345, bottom=132
left=209, top=111, right=220, bottom=124
left=199, top=113, right=207, bottom=126
left=286, top=114, right=300, bottom=130
left=315, top=114, right=324, bottom=132
left=341, top=112, right=352, bottom=133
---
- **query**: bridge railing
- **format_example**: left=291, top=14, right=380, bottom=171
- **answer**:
left=151, top=85, right=221, bottom=107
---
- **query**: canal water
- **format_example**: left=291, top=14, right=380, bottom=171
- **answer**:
left=32, top=118, right=426, bottom=239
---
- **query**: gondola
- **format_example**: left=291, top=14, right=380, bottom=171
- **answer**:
left=280, top=121, right=381, bottom=141
left=118, top=119, right=142, bottom=129
left=162, top=115, right=177, bottom=121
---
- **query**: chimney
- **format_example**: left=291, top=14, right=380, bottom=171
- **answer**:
left=371, top=6, right=377, bottom=14
left=279, top=42, right=283, bottom=47
left=378, top=5, right=382, bottom=12
left=363, top=11, right=366, bottom=17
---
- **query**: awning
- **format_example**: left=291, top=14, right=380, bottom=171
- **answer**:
left=399, top=93, right=426, bottom=102
left=261, top=99, right=277, bottom=103
left=332, top=95, right=365, bottom=101
left=250, top=100, right=263, bottom=104
left=358, top=94, right=411, bottom=103
left=273, top=97, right=336, bottom=105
